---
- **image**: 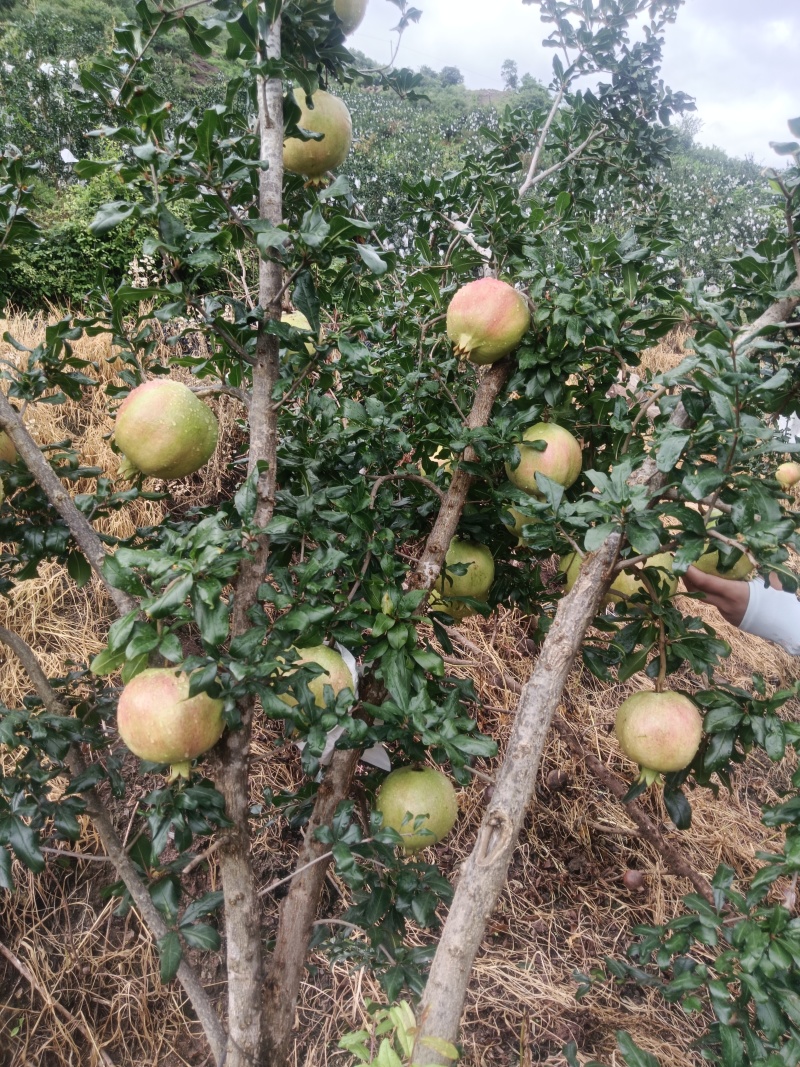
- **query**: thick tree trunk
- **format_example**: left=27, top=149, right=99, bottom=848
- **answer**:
left=214, top=15, right=284, bottom=1067
left=412, top=541, right=620, bottom=1062
left=261, top=748, right=361, bottom=1065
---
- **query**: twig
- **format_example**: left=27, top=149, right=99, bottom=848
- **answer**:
left=704, top=526, right=759, bottom=569
left=41, top=847, right=113, bottom=864
left=190, top=383, right=251, bottom=407
left=182, top=834, right=234, bottom=876
left=518, top=83, right=565, bottom=197
left=258, top=848, right=334, bottom=897
left=0, top=398, right=137, bottom=616
left=369, top=472, right=445, bottom=506
left=521, top=125, right=606, bottom=193
left=0, top=941, right=117, bottom=1067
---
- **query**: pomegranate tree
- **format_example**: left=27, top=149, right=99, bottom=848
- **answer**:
left=615, top=690, right=703, bottom=784
left=446, top=278, right=530, bottom=365
left=114, top=379, right=219, bottom=480
left=283, top=88, right=353, bottom=180
left=376, top=767, right=458, bottom=853
left=117, top=668, right=225, bottom=780
left=505, top=422, right=582, bottom=495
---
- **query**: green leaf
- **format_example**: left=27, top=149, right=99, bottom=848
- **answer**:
left=90, top=646, right=126, bottom=677
left=157, top=931, right=182, bottom=983
left=293, top=271, right=320, bottom=335
left=121, top=654, right=149, bottom=684
left=0, top=845, right=13, bottom=889
left=0, top=815, right=44, bottom=873
left=656, top=434, right=689, bottom=474
left=180, top=924, right=220, bottom=951
left=147, top=574, right=194, bottom=619
left=356, top=244, right=388, bottom=275
left=770, top=141, right=800, bottom=156
left=90, top=200, right=137, bottom=235
left=616, top=1031, right=661, bottom=1067
left=150, top=877, right=180, bottom=922
left=663, top=788, right=692, bottom=830
left=622, top=262, right=637, bottom=301
left=67, top=551, right=92, bottom=588
left=181, top=891, right=224, bottom=925
left=419, top=1036, right=460, bottom=1060
left=788, top=117, right=800, bottom=138
left=585, top=523, right=617, bottom=552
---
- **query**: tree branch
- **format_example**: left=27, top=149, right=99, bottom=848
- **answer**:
left=403, top=359, right=513, bottom=595
left=0, top=399, right=137, bottom=616
left=518, top=83, right=565, bottom=198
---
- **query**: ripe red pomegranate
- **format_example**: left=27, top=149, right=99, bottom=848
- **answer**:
left=117, top=668, right=224, bottom=779
left=284, top=89, right=352, bottom=180
left=334, top=0, right=368, bottom=34
left=446, top=278, right=530, bottom=365
left=114, top=379, right=218, bottom=480
left=615, top=690, right=702, bottom=783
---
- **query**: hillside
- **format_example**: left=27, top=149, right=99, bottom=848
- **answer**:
left=0, top=0, right=780, bottom=307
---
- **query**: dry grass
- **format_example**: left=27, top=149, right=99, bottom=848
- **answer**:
left=1, top=319, right=799, bottom=1066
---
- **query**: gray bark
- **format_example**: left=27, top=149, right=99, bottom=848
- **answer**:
left=0, top=393, right=137, bottom=616
left=213, top=16, right=284, bottom=1067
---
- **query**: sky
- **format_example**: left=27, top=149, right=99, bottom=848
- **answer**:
left=348, top=0, right=799, bottom=165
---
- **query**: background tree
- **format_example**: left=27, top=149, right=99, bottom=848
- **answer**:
left=501, top=57, right=518, bottom=90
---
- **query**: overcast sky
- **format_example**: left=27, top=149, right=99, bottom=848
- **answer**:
left=349, top=0, right=799, bottom=164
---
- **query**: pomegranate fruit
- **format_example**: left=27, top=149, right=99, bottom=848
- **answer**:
left=334, top=0, right=368, bottom=34
left=284, top=88, right=352, bottom=180
left=114, top=379, right=218, bottom=480
left=446, top=278, right=530, bottom=365
left=117, top=668, right=224, bottom=779
left=505, top=422, right=582, bottom=496
left=693, top=548, right=752, bottom=581
left=615, top=690, right=702, bottom=781
left=430, top=538, right=494, bottom=620
left=0, top=430, right=16, bottom=464
left=376, top=766, right=458, bottom=853
left=776, top=461, right=800, bottom=488
left=277, top=644, right=355, bottom=708
left=504, top=506, right=541, bottom=543
left=282, top=310, right=316, bottom=355
left=561, top=551, right=676, bottom=604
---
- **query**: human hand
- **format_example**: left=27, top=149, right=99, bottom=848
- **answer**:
left=682, top=565, right=751, bottom=627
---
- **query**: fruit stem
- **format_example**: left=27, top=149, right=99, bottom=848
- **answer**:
left=168, top=760, right=192, bottom=782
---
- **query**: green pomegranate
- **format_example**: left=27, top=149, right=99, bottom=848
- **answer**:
left=776, top=461, right=800, bottom=488
left=0, top=430, right=16, bottom=464
left=446, top=278, right=530, bottom=365
left=114, top=379, right=218, bottom=480
left=376, top=766, right=458, bottom=853
left=615, top=690, right=703, bottom=784
left=117, top=668, right=225, bottom=779
left=505, top=422, right=582, bottom=496
left=282, top=310, right=317, bottom=355
left=430, top=538, right=495, bottom=620
left=560, top=551, right=677, bottom=604
left=334, top=0, right=368, bottom=34
left=284, top=88, right=353, bottom=180
left=277, top=644, right=355, bottom=708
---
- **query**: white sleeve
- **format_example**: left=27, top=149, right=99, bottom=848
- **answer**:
left=739, top=581, right=800, bottom=656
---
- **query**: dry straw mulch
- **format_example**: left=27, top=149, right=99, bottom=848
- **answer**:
left=0, top=315, right=799, bottom=1067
